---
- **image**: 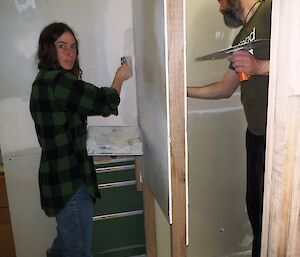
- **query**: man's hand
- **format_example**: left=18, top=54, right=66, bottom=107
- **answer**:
left=228, top=50, right=269, bottom=76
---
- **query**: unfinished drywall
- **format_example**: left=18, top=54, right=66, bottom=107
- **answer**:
left=186, top=0, right=252, bottom=256
left=132, top=0, right=170, bottom=218
left=0, top=1, right=136, bottom=257
left=187, top=108, right=251, bottom=257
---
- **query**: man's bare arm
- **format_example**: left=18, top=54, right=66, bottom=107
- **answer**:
left=187, top=69, right=240, bottom=99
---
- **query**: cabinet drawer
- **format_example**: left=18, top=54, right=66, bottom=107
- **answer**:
left=92, top=214, right=146, bottom=257
left=94, top=185, right=143, bottom=216
left=96, top=165, right=136, bottom=184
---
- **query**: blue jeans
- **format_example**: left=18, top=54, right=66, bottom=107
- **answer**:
left=48, top=184, right=93, bottom=257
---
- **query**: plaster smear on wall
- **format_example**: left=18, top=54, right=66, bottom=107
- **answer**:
left=216, top=249, right=252, bottom=257
left=188, top=106, right=243, bottom=114
left=16, top=38, right=36, bottom=59
left=0, top=97, right=39, bottom=154
left=239, top=233, right=253, bottom=248
left=14, top=0, right=36, bottom=13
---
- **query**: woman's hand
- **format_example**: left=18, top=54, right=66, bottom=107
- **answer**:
left=111, top=64, right=132, bottom=94
left=116, top=63, right=132, bottom=82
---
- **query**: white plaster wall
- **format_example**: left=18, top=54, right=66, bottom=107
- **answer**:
left=0, top=1, right=136, bottom=257
left=187, top=108, right=251, bottom=257
left=186, top=0, right=252, bottom=256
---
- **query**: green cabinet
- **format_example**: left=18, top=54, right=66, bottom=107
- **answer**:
left=92, top=157, right=146, bottom=257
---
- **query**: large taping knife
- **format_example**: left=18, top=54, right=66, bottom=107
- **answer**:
left=195, top=39, right=270, bottom=81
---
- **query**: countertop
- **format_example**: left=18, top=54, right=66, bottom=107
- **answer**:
left=86, top=126, right=143, bottom=156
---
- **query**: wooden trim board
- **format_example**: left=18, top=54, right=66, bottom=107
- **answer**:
left=166, top=0, right=187, bottom=256
left=261, top=0, right=300, bottom=256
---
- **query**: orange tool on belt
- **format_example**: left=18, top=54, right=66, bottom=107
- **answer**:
left=195, top=39, right=269, bottom=82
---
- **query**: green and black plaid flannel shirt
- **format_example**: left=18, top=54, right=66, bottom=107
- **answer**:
left=30, top=64, right=120, bottom=216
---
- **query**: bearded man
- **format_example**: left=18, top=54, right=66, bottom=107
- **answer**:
left=188, top=1, right=272, bottom=257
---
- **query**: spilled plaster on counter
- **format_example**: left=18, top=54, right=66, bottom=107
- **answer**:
left=86, top=126, right=143, bottom=156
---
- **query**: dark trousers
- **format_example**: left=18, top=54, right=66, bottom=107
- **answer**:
left=246, top=130, right=266, bottom=257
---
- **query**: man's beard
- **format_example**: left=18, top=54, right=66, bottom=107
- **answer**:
left=222, top=0, right=243, bottom=28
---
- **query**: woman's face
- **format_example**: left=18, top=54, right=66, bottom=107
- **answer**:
left=54, top=31, right=77, bottom=70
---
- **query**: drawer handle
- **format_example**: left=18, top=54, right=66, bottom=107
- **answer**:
left=96, top=164, right=135, bottom=173
left=93, top=210, right=144, bottom=221
left=98, top=180, right=136, bottom=189
left=93, top=157, right=134, bottom=165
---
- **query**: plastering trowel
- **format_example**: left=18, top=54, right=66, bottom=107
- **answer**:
left=195, top=38, right=270, bottom=81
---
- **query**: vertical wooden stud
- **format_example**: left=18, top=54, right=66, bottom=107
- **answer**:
left=166, top=0, right=187, bottom=256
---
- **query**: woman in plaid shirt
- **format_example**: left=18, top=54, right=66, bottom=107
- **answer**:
left=30, top=22, right=132, bottom=257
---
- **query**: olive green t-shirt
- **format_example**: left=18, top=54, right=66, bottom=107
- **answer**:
left=230, top=0, right=272, bottom=135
